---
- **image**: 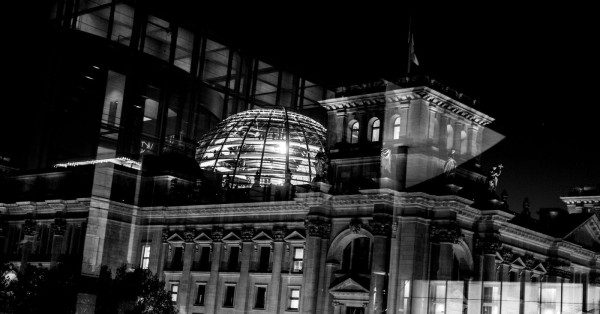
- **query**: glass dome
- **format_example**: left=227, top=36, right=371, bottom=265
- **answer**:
left=196, top=109, right=327, bottom=188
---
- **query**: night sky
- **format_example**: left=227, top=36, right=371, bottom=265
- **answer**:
left=8, top=4, right=599, bottom=215
left=199, top=5, right=599, bottom=213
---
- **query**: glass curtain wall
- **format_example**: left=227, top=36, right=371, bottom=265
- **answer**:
left=49, top=0, right=333, bottom=165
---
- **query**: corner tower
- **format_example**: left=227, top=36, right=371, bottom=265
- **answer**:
left=319, top=76, right=497, bottom=193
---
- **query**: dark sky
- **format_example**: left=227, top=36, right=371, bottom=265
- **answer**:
left=9, top=3, right=599, bottom=214
left=198, top=5, right=599, bottom=213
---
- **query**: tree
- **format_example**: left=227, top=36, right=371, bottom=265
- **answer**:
left=0, top=262, right=78, bottom=314
left=97, top=264, right=178, bottom=314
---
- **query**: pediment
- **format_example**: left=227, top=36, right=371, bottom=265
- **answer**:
left=532, top=263, right=547, bottom=273
left=284, top=230, right=305, bottom=243
left=194, top=232, right=212, bottom=243
left=222, top=232, right=241, bottom=243
left=252, top=231, right=273, bottom=243
left=564, top=215, right=600, bottom=247
left=329, top=277, right=370, bottom=293
left=167, top=233, right=184, bottom=243
left=511, top=257, right=527, bottom=268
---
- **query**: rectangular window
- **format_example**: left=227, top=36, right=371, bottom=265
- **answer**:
left=228, top=246, right=240, bottom=271
left=223, top=285, right=236, bottom=307
left=141, top=244, right=151, bottom=269
left=199, top=246, right=211, bottom=270
left=143, top=15, right=171, bottom=61
left=293, top=247, right=304, bottom=272
left=288, top=288, right=300, bottom=310
left=254, top=286, right=267, bottom=309
left=195, top=284, right=206, bottom=305
left=258, top=246, right=270, bottom=272
left=171, top=283, right=179, bottom=303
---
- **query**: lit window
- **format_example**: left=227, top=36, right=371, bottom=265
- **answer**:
left=393, top=117, right=402, bottom=139
left=254, top=286, right=267, bottom=309
left=288, top=288, right=300, bottom=310
left=141, top=245, right=151, bottom=269
left=350, top=121, right=360, bottom=144
left=292, top=247, right=304, bottom=272
left=224, top=285, right=236, bottom=307
left=195, top=284, right=206, bottom=305
left=371, top=119, right=380, bottom=142
left=171, top=283, right=179, bottom=303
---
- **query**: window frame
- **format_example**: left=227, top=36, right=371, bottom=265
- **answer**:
left=393, top=116, right=402, bottom=140
left=223, top=284, right=236, bottom=308
left=349, top=120, right=360, bottom=144
left=170, top=282, right=179, bottom=303
left=253, top=285, right=268, bottom=310
left=292, top=247, right=304, bottom=273
left=370, top=118, right=380, bottom=142
left=140, top=243, right=151, bottom=269
left=287, top=287, right=301, bottom=311
left=195, top=282, right=206, bottom=306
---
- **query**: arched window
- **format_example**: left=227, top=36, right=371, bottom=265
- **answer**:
left=341, top=237, right=371, bottom=274
left=393, top=117, right=401, bottom=139
left=349, top=121, right=360, bottom=144
left=370, top=119, right=380, bottom=142
left=446, top=124, right=454, bottom=150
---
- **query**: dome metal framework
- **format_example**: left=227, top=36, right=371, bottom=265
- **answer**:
left=196, top=109, right=327, bottom=188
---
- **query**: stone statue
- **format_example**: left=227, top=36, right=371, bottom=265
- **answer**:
left=486, top=164, right=503, bottom=192
left=314, top=150, right=329, bottom=182
left=443, top=149, right=457, bottom=177
left=381, top=148, right=391, bottom=175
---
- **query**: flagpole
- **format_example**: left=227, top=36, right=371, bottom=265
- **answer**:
left=407, top=15, right=412, bottom=75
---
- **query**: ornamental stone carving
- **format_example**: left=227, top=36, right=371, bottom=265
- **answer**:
left=184, top=228, right=196, bottom=243
left=52, top=217, right=67, bottom=236
left=349, top=218, right=363, bottom=234
left=23, top=219, right=38, bottom=237
left=545, top=259, right=572, bottom=280
left=369, top=218, right=392, bottom=237
left=212, top=227, right=224, bottom=242
left=241, top=227, right=255, bottom=242
left=499, top=247, right=514, bottom=263
left=523, top=254, right=538, bottom=270
left=477, top=237, right=502, bottom=255
left=430, top=224, right=463, bottom=244
left=162, top=228, right=170, bottom=243
left=272, top=226, right=286, bottom=242
left=305, top=218, right=331, bottom=238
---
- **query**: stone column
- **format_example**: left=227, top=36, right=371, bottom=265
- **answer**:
left=368, top=217, right=391, bottom=314
left=205, top=228, right=223, bottom=314
left=50, top=217, right=67, bottom=268
left=234, top=226, right=255, bottom=311
left=179, top=229, right=195, bottom=311
left=302, top=217, right=330, bottom=314
left=268, top=226, right=286, bottom=312
left=21, top=218, right=37, bottom=268
left=332, top=301, right=342, bottom=314
left=478, top=238, right=502, bottom=281
left=316, top=237, right=330, bottom=314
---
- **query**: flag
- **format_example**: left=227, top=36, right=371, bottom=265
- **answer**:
left=409, top=33, right=419, bottom=66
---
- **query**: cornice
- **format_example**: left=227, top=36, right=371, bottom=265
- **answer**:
left=560, top=195, right=600, bottom=205
left=319, top=86, right=494, bottom=127
left=0, top=198, right=91, bottom=215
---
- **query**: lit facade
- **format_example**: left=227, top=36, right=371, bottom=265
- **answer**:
left=2, top=1, right=600, bottom=314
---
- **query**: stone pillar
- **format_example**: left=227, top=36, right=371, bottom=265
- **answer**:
left=179, top=230, right=195, bottom=311
left=368, top=216, right=392, bottom=314
left=332, top=301, right=342, bottom=314
left=315, top=237, right=330, bottom=314
left=21, top=218, right=37, bottom=268
left=205, top=228, right=223, bottom=314
left=50, top=218, right=67, bottom=268
left=478, top=238, right=502, bottom=281
left=234, top=227, right=255, bottom=311
left=268, top=227, right=286, bottom=312
left=322, top=262, right=339, bottom=314
left=386, top=220, right=399, bottom=313
left=302, top=217, right=330, bottom=314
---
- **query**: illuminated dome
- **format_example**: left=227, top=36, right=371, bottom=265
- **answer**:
left=196, top=109, right=327, bottom=188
